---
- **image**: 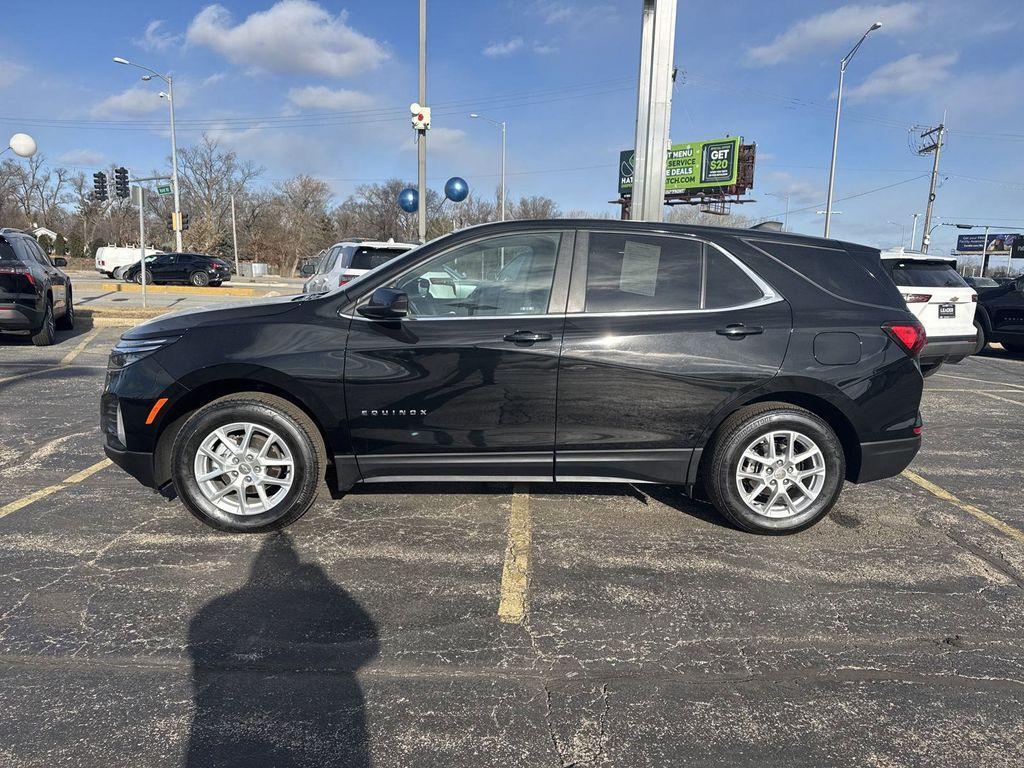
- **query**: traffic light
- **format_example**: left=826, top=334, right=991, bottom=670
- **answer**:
left=181, top=212, right=190, bottom=231
left=114, top=167, right=129, bottom=198
left=410, top=102, right=431, bottom=131
left=167, top=215, right=175, bottom=233
left=92, top=171, right=108, bottom=202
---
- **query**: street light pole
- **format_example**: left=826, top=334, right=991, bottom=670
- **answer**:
left=824, top=22, right=882, bottom=238
left=230, top=193, right=240, bottom=275
left=910, top=213, right=922, bottom=250
left=113, top=57, right=182, bottom=252
left=469, top=113, right=507, bottom=220
left=417, top=0, right=427, bottom=244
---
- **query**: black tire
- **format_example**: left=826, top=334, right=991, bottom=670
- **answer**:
left=1002, top=341, right=1024, bottom=357
left=972, top=320, right=986, bottom=355
left=56, top=291, right=74, bottom=331
left=920, top=361, right=943, bottom=378
left=190, top=271, right=210, bottom=287
left=701, top=402, right=846, bottom=535
left=135, top=269, right=155, bottom=285
left=30, top=300, right=56, bottom=346
left=171, top=393, right=326, bottom=532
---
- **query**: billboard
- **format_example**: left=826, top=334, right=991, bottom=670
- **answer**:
left=618, top=137, right=741, bottom=195
left=955, top=232, right=1022, bottom=256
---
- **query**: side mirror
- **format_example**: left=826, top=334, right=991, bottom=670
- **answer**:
left=299, top=263, right=316, bottom=276
left=53, top=257, right=67, bottom=267
left=358, top=288, right=408, bottom=319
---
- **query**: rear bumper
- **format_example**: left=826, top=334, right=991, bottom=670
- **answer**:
left=104, top=443, right=157, bottom=488
left=0, top=303, right=40, bottom=331
left=852, top=436, right=921, bottom=483
left=920, top=334, right=977, bottom=365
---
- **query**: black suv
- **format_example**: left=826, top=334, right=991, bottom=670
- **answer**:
left=124, top=252, right=232, bottom=287
left=974, top=275, right=1024, bottom=356
left=102, top=220, right=924, bottom=534
left=0, top=229, right=74, bottom=345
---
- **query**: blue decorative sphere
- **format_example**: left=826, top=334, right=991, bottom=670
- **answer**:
left=398, top=187, right=418, bottom=213
left=444, top=176, right=469, bottom=203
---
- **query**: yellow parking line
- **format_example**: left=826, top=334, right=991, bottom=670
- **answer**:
left=0, top=459, right=112, bottom=521
left=902, top=469, right=1024, bottom=545
left=498, top=484, right=532, bottom=624
left=59, top=328, right=101, bottom=366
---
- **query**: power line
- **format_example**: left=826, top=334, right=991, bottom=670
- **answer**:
left=757, top=175, right=929, bottom=220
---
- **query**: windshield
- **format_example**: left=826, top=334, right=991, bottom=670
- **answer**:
left=888, top=261, right=968, bottom=288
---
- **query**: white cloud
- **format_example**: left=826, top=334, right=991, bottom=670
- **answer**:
left=287, top=85, right=373, bottom=111
left=762, top=172, right=821, bottom=206
left=134, top=20, right=180, bottom=52
left=746, top=3, right=922, bottom=66
left=186, top=0, right=388, bottom=78
left=533, top=1, right=617, bottom=27
left=202, top=72, right=227, bottom=87
left=0, top=60, right=27, bottom=88
left=90, top=87, right=165, bottom=117
left=533, top=43, right=558, bottom=55
left=400, top=127, right=467, bottom=155
left=845, top=52, right=958, bottom=103
left=483, top=38, right=524, bottom=58
left=56, top=149, right=106, bottom=167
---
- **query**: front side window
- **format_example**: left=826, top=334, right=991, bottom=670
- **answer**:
left=389, top=232, right=562, bottom=318
left=582, top=233, right=762, bottom=313
left=319, top=246, right=343, bottom=274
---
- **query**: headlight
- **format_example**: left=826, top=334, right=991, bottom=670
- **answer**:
left=108, top=336, right=181, bottom=370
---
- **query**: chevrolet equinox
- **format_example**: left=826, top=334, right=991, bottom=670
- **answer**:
left=102, top=220, right=925, bottom=534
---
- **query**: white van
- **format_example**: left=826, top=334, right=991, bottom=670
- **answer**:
left=880, top=249, right=978, bottom=376
left=95, top=246, right=164, bottom=280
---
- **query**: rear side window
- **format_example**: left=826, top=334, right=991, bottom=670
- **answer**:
left=350, top=247, right=407, bottom=270
left=582, top=232, right=763, bottom=313
left=748, top=239, right=902, bottom=307
left=0, top=240, right=16, bottom=261
left=887, top=260, right=968, bottom=288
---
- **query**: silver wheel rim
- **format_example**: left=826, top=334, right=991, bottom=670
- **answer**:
left=735, top=430, right=826, bottom=519
left=193, top=422, right=295, bottom=516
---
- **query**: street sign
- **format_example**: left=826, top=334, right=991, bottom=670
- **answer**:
left=156, top=184, right=172, bottom=196
left=955, top=232, right=1021, bottom=255
left=1013, top=238, right=1024, bottom=260
left=619, top=137, right=741, bottom=195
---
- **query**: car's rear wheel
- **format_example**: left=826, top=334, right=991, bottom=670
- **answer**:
left=30, top=300, right=56, bottom=346
left=112, top=267, right=124, bottom=280
left=171, top=393, right=325, bottom=532
left=972, top=320, right=986, bottom=355
left=1002, top=340, right=1024, bottom=357
left=190, top=271, right=210, bottom=287
left=702, top=403, right=845, bottom=534
left=920, top=361, right=943, bottom=378
left=56, top=292, right=74, bottom=330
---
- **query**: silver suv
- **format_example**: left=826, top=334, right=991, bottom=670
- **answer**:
left=302, top=239, right=415, bottom=294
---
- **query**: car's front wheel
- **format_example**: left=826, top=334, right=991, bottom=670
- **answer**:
left=171, top=393, right=326, bottom=532
left=702, top=403, right=845, bottom=534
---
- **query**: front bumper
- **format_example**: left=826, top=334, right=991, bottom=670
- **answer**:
left=920, top=334, right=977, bottom=365
left=853, top=435, right=921, bottom=483
left=104, top=442, right=157, bottom=488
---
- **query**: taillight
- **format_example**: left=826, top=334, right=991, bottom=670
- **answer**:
left=971, top=294, right=978, bottom=302
left=339, top=273, right=359, bottom=286
left=901, top=293, right=931, bottom=304
left=0, top=265, right=34, bottom=286
left=883, top=321, right=927, bottom=358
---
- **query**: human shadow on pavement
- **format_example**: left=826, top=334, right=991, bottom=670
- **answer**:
left=185, top=533, right=379, bottom=768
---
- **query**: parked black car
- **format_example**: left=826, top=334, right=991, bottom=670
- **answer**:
left=102, top=220, right=925, bottom=535
left=0, top=229, right=74, bottom=345
left=973, top=275, right=1024, bottom=356
left=124, top=252, right=232, bottom=287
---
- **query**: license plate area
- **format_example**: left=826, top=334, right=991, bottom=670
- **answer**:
left=938, top=303, right=955, bottom=318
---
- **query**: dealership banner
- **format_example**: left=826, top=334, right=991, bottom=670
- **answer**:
left=955, top=232, right=1022, bottom=255
left=619, top=137, right=741, bottom=195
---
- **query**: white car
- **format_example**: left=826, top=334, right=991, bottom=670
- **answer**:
left=880, top=249, right=978, bottom=377
left=95, top=246, right=164, bottom=280
left=302, top=239, right=415, bottom=294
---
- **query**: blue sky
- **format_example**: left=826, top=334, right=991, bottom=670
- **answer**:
left=2, top=0, right=1022, bottom=255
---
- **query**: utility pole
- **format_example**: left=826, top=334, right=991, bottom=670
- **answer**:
left=131, top=185, right=148, bottom=308
left=417, top=0, right=427, bottom=243
left=629, top=0, right=677, bottom=222
left=230, top=194, right=240, bottom=276
left=980, top=226, right=991, bottom=277
left=918, top=120, right=945, bottom=253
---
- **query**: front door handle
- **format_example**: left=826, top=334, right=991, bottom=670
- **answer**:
left=503, top=330, right=553, bottom=343
left=716, top=324, right=764, bottom=338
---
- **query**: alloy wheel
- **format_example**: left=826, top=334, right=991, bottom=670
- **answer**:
left=734, top=430, right=826, bottom=519
left=193, top=421, right=295, bottom=516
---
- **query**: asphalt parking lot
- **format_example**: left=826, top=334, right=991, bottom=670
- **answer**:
left=1, top=326, right=1023, bottom=767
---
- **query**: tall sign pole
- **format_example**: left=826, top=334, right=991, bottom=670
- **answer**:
left=417, top=0, right=427, bottom=243
left=629, top=0, right=676, bottom=222
left=132, top=185, right=148, bottom=309
left=230, top=193, right=240, bottom=275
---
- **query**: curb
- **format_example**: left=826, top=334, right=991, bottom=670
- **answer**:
left=100, top=282, right=262, bottom=297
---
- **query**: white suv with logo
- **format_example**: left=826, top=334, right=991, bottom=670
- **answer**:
left=302, top=239, right=415, bottom=294
left=880, top=249, right=978, bottom=376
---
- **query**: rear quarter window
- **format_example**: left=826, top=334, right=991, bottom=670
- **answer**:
left=747, top=239, right=904, bottom=308
left=887, top=261, right=968, bottom=288
left=0, top=241, right=17, bottom=261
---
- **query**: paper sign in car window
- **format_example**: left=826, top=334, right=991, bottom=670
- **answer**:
left=620, top=241, right=661, bottom=296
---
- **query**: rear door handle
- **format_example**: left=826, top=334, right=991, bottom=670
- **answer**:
left=503, top=330, right=553, bottom=343
left=716, top=324, right=764, bottom=338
